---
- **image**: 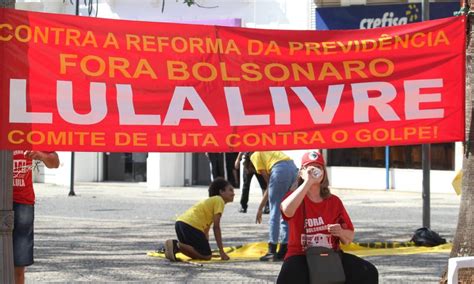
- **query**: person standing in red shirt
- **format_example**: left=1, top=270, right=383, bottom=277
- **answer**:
left=13, top=150, right=59, bottom=284
left=277, top=150, right=378, bottom=284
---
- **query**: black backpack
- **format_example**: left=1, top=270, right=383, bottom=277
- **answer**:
left=411, top=227, right=447, bottom=247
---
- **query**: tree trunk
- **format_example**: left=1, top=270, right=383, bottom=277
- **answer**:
left=441, top=12, right=474, bottom=284
left=0, top=2, right=16, bottom=284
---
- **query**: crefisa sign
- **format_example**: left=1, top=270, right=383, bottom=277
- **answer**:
left=316, top=2, right=459, bottom=30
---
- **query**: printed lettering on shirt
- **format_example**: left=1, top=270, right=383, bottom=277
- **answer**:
left=13, top=153, right=31, bottom=187
left=305, top=217, right=324, bottom=227
left=12, top=150, right=37, bottom=204
left=13, top=159, right=28, bottom=179
left=301, top=233, right=333, bottom=249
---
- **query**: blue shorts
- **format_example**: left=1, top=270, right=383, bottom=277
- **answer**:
left=175, top=221, right=211, bottom=256
left=13, top=202, right=35, bottom=267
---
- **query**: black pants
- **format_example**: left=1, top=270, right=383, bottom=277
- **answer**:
left=207, top=153, right=225, bottom=180
left=175, top=221, right=211, bottom=256
left=240, top=171, right=267, bottom=210
left=225, top=152, right=240, bottom=188
left=277, top=253, right=378, bottom=284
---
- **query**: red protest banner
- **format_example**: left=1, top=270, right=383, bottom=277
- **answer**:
left=0, top=9, right=466, bottom=152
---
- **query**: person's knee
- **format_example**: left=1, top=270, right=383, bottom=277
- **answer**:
left=358, top=261, right=378, bottom=283
left=368, top=263, right=379, bottom=282
left=202, top=254, right=212, bottom=260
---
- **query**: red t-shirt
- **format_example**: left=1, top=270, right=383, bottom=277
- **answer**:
left=282, top=193, right=354, bottom=260
left=13, top=150, right=35, bottom=205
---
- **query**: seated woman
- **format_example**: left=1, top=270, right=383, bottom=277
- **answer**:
left=164, top=178, right=235, bottom=261
left=277, top=150, right=378, bottom=284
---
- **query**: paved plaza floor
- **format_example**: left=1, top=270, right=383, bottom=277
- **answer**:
left=24, top=182, right=461, bottom=283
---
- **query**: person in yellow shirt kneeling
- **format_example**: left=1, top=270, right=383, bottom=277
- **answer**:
left=164, top=178, right=235, bottom=261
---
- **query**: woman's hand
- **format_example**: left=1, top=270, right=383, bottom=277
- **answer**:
left=24, top=150, right=44, bottom=160
left=256, top=208, right=263, bottom=224
left=327, top=224, right=343, bottom=237
left=328, top=224, right=354, bottom=244
left=220, top=251, right=230, bottom=260
left=302, top=166, right=324, bottom=184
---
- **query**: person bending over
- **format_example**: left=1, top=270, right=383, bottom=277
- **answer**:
left=164, top=178, right=235, bottom=261
left=236, top=152, right=269, bottom=214
left=277, top=150, right=378, bottom=284
left=247, top=151, right=298, bottom=261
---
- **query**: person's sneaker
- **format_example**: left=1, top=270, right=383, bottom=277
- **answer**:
left=164, top=239, right=178, bottom=261
left=239, top=207, right=247, bottom=213
left=260, top=243, right=278, bottom=261
left=259, top=252, right=277, bottom=261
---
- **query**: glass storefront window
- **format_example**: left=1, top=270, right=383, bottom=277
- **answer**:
left=327, top=143, right=454, bottom=170
left=104, top=152, right=148, bottom=182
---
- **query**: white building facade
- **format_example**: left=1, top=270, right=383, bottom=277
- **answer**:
left=14, top=0, right=462, bottom=193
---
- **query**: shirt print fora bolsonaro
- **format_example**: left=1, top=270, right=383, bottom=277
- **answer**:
left=301, top=216, right=334, bottom=249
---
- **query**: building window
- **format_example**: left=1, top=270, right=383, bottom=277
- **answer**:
left=327, top=143, right=454, bottom=170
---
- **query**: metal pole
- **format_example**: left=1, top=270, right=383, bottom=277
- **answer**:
left=69, top=153, right=76, bottom=196
left=421, top=0, right=431, bottom=229
left=385, top=146, right=390, bottom=190
left=422, top=145, right=431, bottom=228
left=68, top=0, right=79, bottom=197
left=422, top=0, right=429, bottom=21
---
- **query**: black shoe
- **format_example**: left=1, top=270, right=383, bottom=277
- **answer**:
left=259, top=252, right=277, bottom=261
left=239, top=207, right=247, bottom=213
left=263, top=206, right=270, bottom=214
left=164, top=239, right=178, bottom=262
left=260, top=243, right=278, bottom=261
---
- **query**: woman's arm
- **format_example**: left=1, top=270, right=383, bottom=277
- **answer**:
left=255, top=170, right=270, bottom=223
left=212, top=213, right=229, bottom=260
left=204, top=226, right=210, bottom=240
left=280, top=168, right=317, bottom=218
left=234, top=152, right=243, bottom=169
left=255, top=189, right=268, bottom=224
left=280, top=180, right=310, bottom=218
left=25, top=151, right=59, bottom=168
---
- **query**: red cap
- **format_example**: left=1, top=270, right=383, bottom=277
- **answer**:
left=301, top=150, right=325, bottom=168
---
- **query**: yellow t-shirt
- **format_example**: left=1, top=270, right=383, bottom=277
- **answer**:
left=177, top=195, right=225, bottom=232
left=250, top=151, right=291, bottom=174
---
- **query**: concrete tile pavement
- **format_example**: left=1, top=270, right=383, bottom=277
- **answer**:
left=23, top=182, right=461, bottom=283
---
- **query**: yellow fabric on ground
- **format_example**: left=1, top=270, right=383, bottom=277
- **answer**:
left=339, top=242, right=452, bottom=257
left=147, top=242, right=452, bottom=263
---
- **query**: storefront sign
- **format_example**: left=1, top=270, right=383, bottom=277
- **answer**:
left=0, top=9, right=466, bottom=152
left=316, top=3, right=460, bottom=30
